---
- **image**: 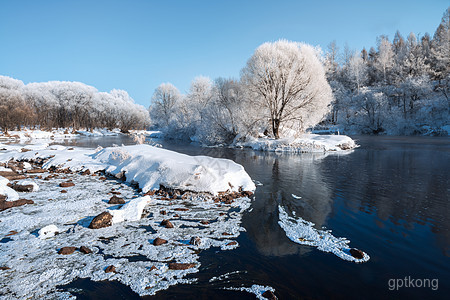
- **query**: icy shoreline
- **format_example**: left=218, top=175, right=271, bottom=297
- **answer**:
left=0, top=143, right=255, bottom=298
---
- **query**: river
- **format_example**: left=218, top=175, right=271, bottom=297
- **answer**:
left=57, top=135, right=449, bottom=299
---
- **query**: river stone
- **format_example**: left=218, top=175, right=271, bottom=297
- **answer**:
left=161, top=219, right=174, bottom=228
left=349, top=248, right=364, bottom=259
left=105, top=265, right=116, bottom=273
left=59, top=182, right=75, bottom=188
left=262, top=290, right=277, bottom=300
left=89, top=211, right=113, bottom=229
left=79, top=246, right=92, bottom=254
left=108, top=195, right=125, bottom=204
left=168, top=263, right=196, bottom=270
left=153, top=238, right=167, bottom=246
left=58, top=247, right=76, bottom=255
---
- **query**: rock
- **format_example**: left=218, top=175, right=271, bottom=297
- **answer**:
left=189, top=237, right=201, bottom=246
left=161, top=219, right=174, bottom=228
left=8, top=183, right=34, bottom=192
left=241, top=191, right=254, bottom=198
left=153, top=238, right=167, bottom=246
left=60, top=190, right=67, bottom=193
left=105, top=265, right=116, bottom=273
left=79, top=246, right=92, bottom=254
left=160, top=210, right=166, bottom=215
left=349, top=248, right=364, bottom=259
left=21, top=148, right=31, bottom=153
left=108, top=196, right=125, bottom=204
left=26, top=169, right=46, bottom=173
left=0, top=266, right=11, bottom=271
left=226, top=241, right=237, bottom=246
left=58, top=247, right=77, bottom=255
left=0, top=195, right=6, bottom=202
left=88, top=211, right=113, bottom=229
left=150, top=265, right=157, bottom=271
left=168, top=263, right=196, bottom=270
left=59, top=182, right=75, bottom=188
left=0, top=199, right=34, bottom=211
left=81, top=169, right=90, bottom=175
left=200, top=220, right=210, bottom=225
left=174, top=208, right=189, bottom=211
left=262, top=290, right=277, bottom=300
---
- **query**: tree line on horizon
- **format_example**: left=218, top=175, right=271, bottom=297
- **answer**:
left=0, top=76, right=150, bottom=134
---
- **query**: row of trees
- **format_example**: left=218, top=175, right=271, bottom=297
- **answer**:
left=150, top=41, right=332, bottom=144
left=323, top=8, right=449, bottom=134
left=0, top=76, right=150, bottom=134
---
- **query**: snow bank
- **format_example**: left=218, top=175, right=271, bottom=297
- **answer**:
left=278, top=206, right=369, bottom=263
left=0, top=144, right=255, bottom=195
left=234, top=134, right=357, bottom=153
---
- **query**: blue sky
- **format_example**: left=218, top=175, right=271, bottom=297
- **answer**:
left=0, top=0, right=448, bottom=106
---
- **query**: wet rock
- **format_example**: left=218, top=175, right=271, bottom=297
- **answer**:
left=153, top=238, right=167, bottom=246
left=0, top=195, right=6, bottom=202
left=108, top=195, right=125, bottom=204
left=79, top=246, right=92, bottom=254
left=81, top=169, right=90, bottom=175
left=189, top=237, right=201, bottom=246
left=60, top=190, right=67, bottom=193
left=0, top=266, right=11, bottom=271
left=262, top=290, right=277, bottom=300
left=6, top=230, right=18, bottom=236
left=226, top=241, right=237, bottom=246
left=168, top=263, right=196, bottom=270
left=349, top=248, right=364, bottom=259
left=200, top=220, right=210, bottom=225
left=26, top=169, right=45, bottom=174
left=161, top=219, right=174, bottom=228
left=0, top=199, right=34, bottom=211
left=241, top=191, right=254, bottom=198
left=174, top=208, right=189, bottom=211
left=89, top=211, right=113, bottom=229
left=160, top=210, right=167, bottom=215
left=105, top=265, right=116, bottom=273
left=150, top=265, right=157, bottom=271
left=59, top=182, right=75, bottom=188
left=58, top=247, right=77, bottom=255
left=110, top=191, right=121, bottom=195
left=99, top=177, right=107, bottom=181
left=8, top=183, right=34, bottom=192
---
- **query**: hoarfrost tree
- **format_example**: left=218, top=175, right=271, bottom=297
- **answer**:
left=375, top=35, right=395, bottom=84
left=348, top=52, right=368, bottom=93
left=241, top=40, right=333, bottom=138
left=149, top=83, right=181, bottom=128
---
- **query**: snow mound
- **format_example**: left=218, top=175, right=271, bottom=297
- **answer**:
left=19, top=180, right=40, bottom=192
left=0, top=144, right=255, bottom=195
left=0, top=176, right=19, bottom=201
left=235, top=134, right=357, bottom=153
left=110, top=196, right=151, bottom=224
left=278, top=206, right=369, bottom=263
left=38, top=225, right=59, bottom=239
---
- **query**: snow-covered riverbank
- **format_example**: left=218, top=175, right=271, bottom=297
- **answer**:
left=0, top=143, right=256, bottom=298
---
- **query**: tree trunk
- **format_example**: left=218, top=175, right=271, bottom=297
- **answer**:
left=272, top=118, right=280, bottom=139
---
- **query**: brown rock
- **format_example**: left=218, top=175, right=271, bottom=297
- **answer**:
left=21, top=148, right=31, bottom=153
left=174, top=208, right=189, bottom=211
left=108, top=196, right=125, bottom=204
left=0, top=194, right=6, bottom=202
left=88, top=211, right=113, bottom=229
left=226, top=241, right=237, bottom=246
left=189, top=237, right=201, bottom=246
left=349, top=248, right=364, bottom=259
left=161, top=219, right=174, bottom=228
left=79, top=246, right=92, bottom=254
left=0, top=266, right=11, bottom=271
left=150, top=265, right=157, bottom=271
left=105, top=265, right=116, bottom=273
left=0, top=199, right=34, bottom=211
left=26, top=169, right=45, bottom=173
left=262, top=290, right=277, bottom=300
left=168, top=263, right=196, bottom=270
left=160, top=210, right=166, bottom=215
left=8, top=183, right=34, bottom=192
left=241, top=191, right=254, bottom=198
left=60, top=190, right=67, bottom=193
left=222, top=232, right=232, bottom=236
left=6, top=230, right=18, bottom=236
left=153, top=238, right=167, bottom=246
left=81, top=169, right=90, bottom=175
left=58, top=247, right=77, bottom=255
left=59, top=182, right=75, bottom=188
left=99, top=176, right=107, bottom=180
left=200, top=220, right=210, bottom=225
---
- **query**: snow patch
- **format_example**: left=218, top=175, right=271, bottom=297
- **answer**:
left=110, top=196, right=151, bottom=224
left=278, top=206, right=369, bottom=263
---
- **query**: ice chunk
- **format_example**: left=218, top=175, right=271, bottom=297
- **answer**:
left=278, top=206, right=369, bottom=263
left=110, top=196, right=151, bottom=224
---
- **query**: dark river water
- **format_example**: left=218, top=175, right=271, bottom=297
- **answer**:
left=57, top=135, right=449, bottom=299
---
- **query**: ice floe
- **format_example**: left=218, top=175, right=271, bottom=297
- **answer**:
left=225, top=284, right=277, bottom=300
left=278, top=206, right=370, bottom=263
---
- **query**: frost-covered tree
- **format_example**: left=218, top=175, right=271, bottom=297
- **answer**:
left=348, top=52, right=367, bottom=93
left=149, top=83, right=181, bottom=128
left=241, top=40, right=333, bottom=138
left=430, top=8, right=450, bottom=81
left=375, top=36, right=395, bottom=84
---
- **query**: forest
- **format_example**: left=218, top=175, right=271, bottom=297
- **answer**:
left=1, top=8, right=448, bottom=141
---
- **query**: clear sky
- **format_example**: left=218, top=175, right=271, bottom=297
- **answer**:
left=0, top=0, right=448, bottom=106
